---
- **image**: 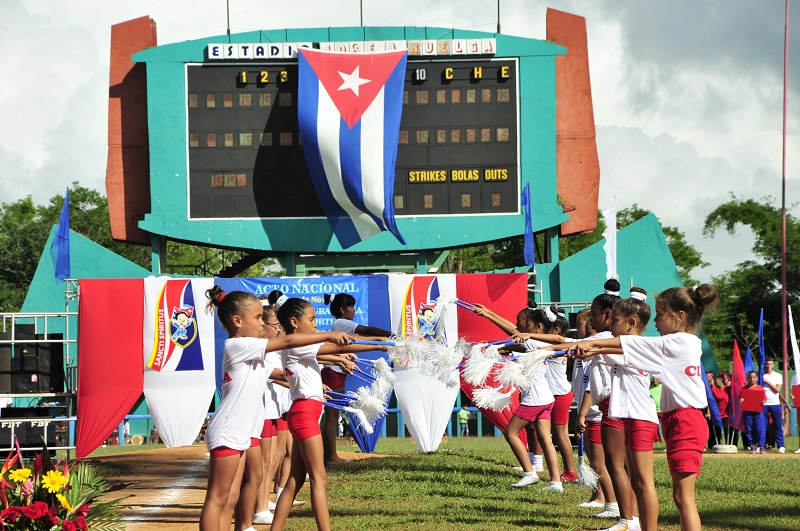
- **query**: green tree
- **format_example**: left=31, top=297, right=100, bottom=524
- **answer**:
left=702, top=196, right=800, bottom=365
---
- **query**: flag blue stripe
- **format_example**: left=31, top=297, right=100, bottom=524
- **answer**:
left=522, top=183, right=535, bottom=266
left=297, top=55, right=361, bottom=247
left=380, top=57, right=407, bottom=244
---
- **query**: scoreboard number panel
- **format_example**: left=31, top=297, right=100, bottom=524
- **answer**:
left=186, top=58, right=518, bottom=219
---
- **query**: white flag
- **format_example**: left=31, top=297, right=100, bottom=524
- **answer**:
left=602, top=202, right=617, bottom=280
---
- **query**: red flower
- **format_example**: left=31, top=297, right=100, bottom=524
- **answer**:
left=62, top=521, right=76, bottom=531
left=33, top=454, right=42, bottom=476
left=75, top=504, right=91, bottom=517
left=48, top=506, right=60, bottom=525
left=75, top=515, right=88, bottom=531
left=0, top=506, right=22, bottom=522
left=21, top=501, right=50, bottom=520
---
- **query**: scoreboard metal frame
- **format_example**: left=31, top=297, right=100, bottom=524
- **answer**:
left=134, top=27, right=568, bottom=254
left=184, top=57, right=520, bottom=221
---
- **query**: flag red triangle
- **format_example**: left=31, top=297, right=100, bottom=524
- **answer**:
left=300, top=49, right=406, bottom=129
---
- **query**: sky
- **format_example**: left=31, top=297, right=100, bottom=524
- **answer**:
left=1, top=0, right=798, bottom=282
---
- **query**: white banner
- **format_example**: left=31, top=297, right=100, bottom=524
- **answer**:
left=142, top=277, right=217, bottom=447
left=387, top=274, right=459, bottom=451
left=393, top=365, right=460, bottom=452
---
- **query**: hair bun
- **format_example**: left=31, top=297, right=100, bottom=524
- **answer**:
left=603, top=278, right=621, bottom=295
left=691, top=284, right=718, bottom=313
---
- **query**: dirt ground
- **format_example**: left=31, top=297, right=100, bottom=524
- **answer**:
left=98, top=445, right=372, bottom=531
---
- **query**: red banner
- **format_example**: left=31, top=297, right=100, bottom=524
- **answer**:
left=456, top=273, right=527, bottom=444
left=76, top=279, right=144, bottom=458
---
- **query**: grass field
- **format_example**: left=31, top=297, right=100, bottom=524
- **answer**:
left=331, top=437, right=798, bottom=531
left=91, top=436, right=800, bottom=531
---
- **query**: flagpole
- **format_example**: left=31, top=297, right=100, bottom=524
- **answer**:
left=780, top=0, right=789, bottom=404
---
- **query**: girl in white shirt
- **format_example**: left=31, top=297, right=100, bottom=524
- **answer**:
left=565, top=284, right=718, bottom=531
left=199, top=287, right=350, bottom=531
left=270, top=298, right=382, bottom=531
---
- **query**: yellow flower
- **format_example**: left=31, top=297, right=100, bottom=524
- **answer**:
left=56, top=493, right=75, bottom=513
left=41, top=469, right=67, bottom=493
left=8, top=468, right=32, bottom=483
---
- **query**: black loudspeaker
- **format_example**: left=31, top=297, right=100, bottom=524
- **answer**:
left=26, top=420, right=56, bottom=447
left=12, top=372, right=40, bottom=394
left=37, top=336, right=64, bottom=393
left=0, top=332, right=11, bottom=393
left=0, top=419, right=26, bottom=446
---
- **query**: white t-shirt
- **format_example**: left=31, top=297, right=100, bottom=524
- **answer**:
left=326, top=319, right=358, bottom=374
left=521, top=338, right=572, bottom=396
left=263, top=351, right=285, bottom=420
left=518, top=340, right=555, bottom=407
left=620, top=332, right=708, bottom=413
left=205, top=337, right=269, bottom=451
left=331, top=318, right=359, bottom=334
left=596, top=352, right=658, bottom=423
left=763, top=371, right=782, bottom=406
left=281, top=343, right=325, bottom=402
left=573, top=359, right=601, bottom=422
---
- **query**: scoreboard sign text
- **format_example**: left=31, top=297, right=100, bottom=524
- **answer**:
left=186, top=57, right=518, bottom=219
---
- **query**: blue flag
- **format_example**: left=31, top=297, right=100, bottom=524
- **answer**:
left=744, top=345, right=755, bottom=375
left=297, top=48, right=407, bottom=249
left=757, top=308, right=765, bottom=386
left=522, top=183, right=535, bottom=267
left=701, top=361, right=723, bottom=430
left=50, top=188, right=70, bottom=283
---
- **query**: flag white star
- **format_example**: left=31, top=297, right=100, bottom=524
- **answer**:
left=337, top=66, right=371, bottom=96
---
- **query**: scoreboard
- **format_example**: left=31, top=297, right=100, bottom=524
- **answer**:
left=186, top=58, right=518, bottom=220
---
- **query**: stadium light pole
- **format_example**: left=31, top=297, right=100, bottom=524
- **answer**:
left=781, top=0, right=789, bottom=403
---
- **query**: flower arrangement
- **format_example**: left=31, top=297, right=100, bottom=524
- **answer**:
left=0, top=439, right=125, bottom=530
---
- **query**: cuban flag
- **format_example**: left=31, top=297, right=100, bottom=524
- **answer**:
left=297, top=48, right=407, bottom=249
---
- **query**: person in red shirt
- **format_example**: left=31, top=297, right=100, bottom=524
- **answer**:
left=741, top=371, right=767, bottom=454
left=711, top=375, right=729, bottom=446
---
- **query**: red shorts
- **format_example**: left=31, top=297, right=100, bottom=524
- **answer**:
left=287, top=398, right=324, bottom=441
left=321, top=367, right=347, bottom=389
left=514, top=403, right=553, bottom=423
left=261, top=419, right=278, bottom=438
left=551, top=391, right=574, bottom=425
left=598, top=398, right=625, bottom=430
left=585, top=420, right=602, bottom=445
left=209, top=446, right=242, bottom=458
left=662, top=407, right=708, bottom=476
left=622, top=418, right=659, bottom=452
left=276, top=417, right=289, bottom=431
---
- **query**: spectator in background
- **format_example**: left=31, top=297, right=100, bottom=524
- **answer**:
left=762, top=358, right=785, bottom=453
left=649, top=376, right=663, bottom=442
left=742, top=371, right=767, bottom=454
left=458, top=405, right=469, bottom=437
left=711, top=375, right=729, bottom=446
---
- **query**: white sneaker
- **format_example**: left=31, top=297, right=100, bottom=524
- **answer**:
left=292, top=500, right=305, bottom=506
left=594, top=510, right=621, bottom=519
left=778, top=447, right=785, bottom=453
left=511, top=473, right=540, bottom=487
left=600, top=518, right=629, bottom=531
left=512, top=466, right=524, bottom=472
left=241, top=527, right=257, bottom=531
left=252, top=511, right=273, bottom=525
left=579, top=500, right=605, bottom=508
left=795, top=448, right=800, bottom=454
left=541, top=482, right=564, bottom=493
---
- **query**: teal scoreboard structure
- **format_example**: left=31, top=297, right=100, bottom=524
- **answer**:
left=131, top=27, right=568, bottom=258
